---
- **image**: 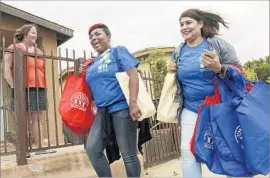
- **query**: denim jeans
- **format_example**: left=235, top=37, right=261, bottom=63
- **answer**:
left=85, top=109, right=141, bottom=177
left=179, top=108, right=251, bottom=178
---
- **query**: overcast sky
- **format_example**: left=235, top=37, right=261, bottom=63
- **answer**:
left=3, top=1, right=270, bottom=64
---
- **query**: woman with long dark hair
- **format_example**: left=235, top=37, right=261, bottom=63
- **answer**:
left=168, top=9, right=247, bottom=177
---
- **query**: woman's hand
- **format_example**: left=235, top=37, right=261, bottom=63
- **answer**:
left=167, top=61, right=177, bottom=73
left=78, top=64, right=87, bottom=74
left=126, top=67, right=141, bottom=121
left=201, top=50, right=222, bottom=73
left=129, top=100, right=142, bottom=121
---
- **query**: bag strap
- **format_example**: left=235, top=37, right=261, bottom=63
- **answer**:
left=83, top=58, right=94, bottom=67
left=111, top=47, right=123, bottom=72
left=174, top=43, right=184, bottom=65
left=204, top=79, right=221, bottom=105
left=223, top=67, right=256, bottom=98
left=78, top=58, right=94, bottom=77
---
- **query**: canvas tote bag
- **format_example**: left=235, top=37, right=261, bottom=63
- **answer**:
left=156, top=72, right=179, bottom=123
left=115, top=72, right=156, bottom=121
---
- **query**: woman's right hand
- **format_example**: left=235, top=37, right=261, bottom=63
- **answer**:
left=78, top=64, right=87, bottom=74
left=167, top=61, right=177, bottom=73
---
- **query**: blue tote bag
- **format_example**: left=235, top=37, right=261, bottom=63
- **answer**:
left=211, top=117, right=252, bottom=177
left=194, top=77, right=253, bottom=176
left=194, top=103, right=225, bottom=175
left=194, top=95, right=250, bottom=176
left=223, top=67, right=269, bottom=175
left=193, top=81, right=227, bottom=175
left=210, top=79, right=245, bottom=164
left=209, top=79, right=252, bottom=177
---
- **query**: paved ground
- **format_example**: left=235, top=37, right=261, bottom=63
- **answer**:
left=40, top=159, right=269, bottom=178
left=1, top=145, right=268, bottom=178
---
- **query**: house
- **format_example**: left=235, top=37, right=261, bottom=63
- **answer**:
left=0, top=2, right=73, bottom=145
left=133, top=46, right=175, bottom=100
left=133, top=46, right=175, bottom=73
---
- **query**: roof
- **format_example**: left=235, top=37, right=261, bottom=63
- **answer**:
left=133, top=46, right=175, bottom=59
left=0, top=2, right=74, bottom=46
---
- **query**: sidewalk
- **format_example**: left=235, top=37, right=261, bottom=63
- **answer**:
left=144, top=159, right=268, bottom=177
left=1, top=145, right=269, bottom=178
left=27, top=158, right=269, bottom=178
left=50, top=159, right=269, bottom=178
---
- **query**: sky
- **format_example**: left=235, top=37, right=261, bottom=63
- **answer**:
left=2, top=1, right=270, bottom=64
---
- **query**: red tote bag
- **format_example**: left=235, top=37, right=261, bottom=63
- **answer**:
left=59, top=58, right=96, bottom=134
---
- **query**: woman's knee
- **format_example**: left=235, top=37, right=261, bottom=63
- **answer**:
left=121, top=152, right=139, bottom=164
left=85, top=141, right=102, bottom=159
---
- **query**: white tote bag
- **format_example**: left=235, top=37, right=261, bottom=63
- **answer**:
left=115, top=72, right=156, bottom=121
left=157, top=73, right=179, bottom=123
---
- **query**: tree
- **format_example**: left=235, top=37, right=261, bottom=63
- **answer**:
left=142, top=49, right=168, bottom=100
left=244, top=55, right=270, bottom=83
left=244, top=68, right=256, bottom=81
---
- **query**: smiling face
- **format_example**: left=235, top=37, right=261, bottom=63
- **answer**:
left=23, top=26, right=37, bottom=46
left=89, top=28, right=111, bottom=54
left=180, top=17, right=203, bottom=42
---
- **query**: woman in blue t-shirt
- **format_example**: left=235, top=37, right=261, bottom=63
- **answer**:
left=79, top=23, right=141, bottom=177
left=168, top=9, right=246, bottom=178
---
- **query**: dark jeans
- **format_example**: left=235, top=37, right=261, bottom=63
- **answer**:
left=86, top=109, right=141, bottom=177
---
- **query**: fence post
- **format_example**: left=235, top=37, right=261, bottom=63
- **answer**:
left=13, top=49, right=28, bottom=165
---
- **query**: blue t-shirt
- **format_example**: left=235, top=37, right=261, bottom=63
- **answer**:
left=177, top=38, right=215, bottom=113
left=86, top=46, right=140, bottom=113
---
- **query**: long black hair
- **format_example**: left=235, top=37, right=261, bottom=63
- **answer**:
left=180, top=9, right=229, bottom=37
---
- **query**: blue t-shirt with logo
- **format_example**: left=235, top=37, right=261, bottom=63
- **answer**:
left=85, top=46, right=140, bottom=113
left=177, top=38, right=215, bottom=113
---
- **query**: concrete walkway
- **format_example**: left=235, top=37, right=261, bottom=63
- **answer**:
left=1, top=145, right=269, bottom=178
left=43, top=159, right=269, bottom=178
left=144, top=159, right=269, bottom=178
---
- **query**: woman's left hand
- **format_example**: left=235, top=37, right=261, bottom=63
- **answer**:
left=129, top=100, right=142, bottom=121
left=201, top=50, right=222, bottom=73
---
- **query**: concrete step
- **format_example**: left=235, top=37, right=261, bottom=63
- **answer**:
left=1, top=145, right=143, bottom=177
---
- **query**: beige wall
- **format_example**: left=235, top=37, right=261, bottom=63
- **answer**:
left=42, top=29, right=64, bottom=143
left=1, top=14, right=63, bottom=144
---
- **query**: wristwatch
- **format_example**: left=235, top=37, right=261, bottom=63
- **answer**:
left=217, top=65, right=226, bottom=78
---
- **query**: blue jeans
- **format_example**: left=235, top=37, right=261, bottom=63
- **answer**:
left=180, top=108, right=251, bottom=178
left=85, top=109, right=141, bottom=177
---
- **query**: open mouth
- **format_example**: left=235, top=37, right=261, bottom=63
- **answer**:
left=93, top=41, right=100, bottom=48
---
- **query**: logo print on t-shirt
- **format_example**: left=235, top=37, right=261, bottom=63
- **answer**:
left=70, top=92, right=89, bottom=111
left=97, top=53, right=111, bottom=73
